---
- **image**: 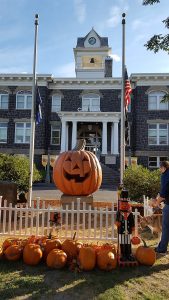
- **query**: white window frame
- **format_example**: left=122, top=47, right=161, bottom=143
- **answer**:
left=148, top=91, right=168, bottom=110
left=15, top=122, right=31, bottom=144
left=52, top=95, right=61, bottom=112
left=16, top=92, right=32, bottom=109
left=51, top=125, right=60, bottom=145
left=0, top=94, right=8, bottom=109
left=82, top=94, right=100, bottom=112
left=148, top=123, right=168, bottom=145
left=148, top=156, right=168, bottom=169
left=0, top=122, right=8, bottom=143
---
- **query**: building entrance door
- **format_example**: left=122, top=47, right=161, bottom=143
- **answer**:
left=78, top=123, right=102, bottom=159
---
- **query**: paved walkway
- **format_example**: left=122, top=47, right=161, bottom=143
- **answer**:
left=32, top=183, right=118, bottom=202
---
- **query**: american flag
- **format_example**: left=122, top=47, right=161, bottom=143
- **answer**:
left=36, top=86, right=42, bottom=125
left=125, top=67, right=132, bottom=109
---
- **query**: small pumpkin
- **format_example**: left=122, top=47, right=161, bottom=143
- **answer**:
left=78, top=246, right=96, bottom=271
left=46, top=249, right=67, bottom=269
left=135, top=239, right=156, bottom=266
left=131, top=236, right=141, bottom=245
left=53, top=139, right=102, bottom=196
left=2, top=238, right=20, bottom=250
left=4, top=245, right=22, bottom=261
left=97, top=249, right=117, bottom=271
left=43, top=238, right=62, bottom=260
left=61, top=233, right=78, bottom=259
left=23, top=244, right=43, bottom=266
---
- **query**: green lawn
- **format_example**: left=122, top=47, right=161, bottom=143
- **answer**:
left=1, top=251, right=169, bottom=299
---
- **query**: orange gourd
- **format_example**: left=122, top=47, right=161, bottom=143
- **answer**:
left=135, top=239, right=156, bottom=266
left=23, top=244, right=43, bottom=266
left=4, top=245, right=22, bottom=261
left=46, top=249, right=67, bottom=269
left=78, top=246, right=96, bottom=271
left=2, top=238, right=20, bottom=250
left=53, top=139, right=102, bottom=196
left=97, top=249, right=117, bottom=271
left=43, top=238, right=62, bottom=260
left=131, top=236, right=141, bottom=245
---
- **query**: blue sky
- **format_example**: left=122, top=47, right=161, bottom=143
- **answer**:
left=0, top=0, right=168, bottom=77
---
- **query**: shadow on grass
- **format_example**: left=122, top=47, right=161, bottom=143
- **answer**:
left=1, top=258, right=169, bottom=300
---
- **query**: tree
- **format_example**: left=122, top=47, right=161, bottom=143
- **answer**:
left=143, top=0, right=169, bottom=54
left=0, top=154, right=41, bottom=193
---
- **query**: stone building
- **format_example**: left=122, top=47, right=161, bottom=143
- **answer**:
left=0, top=29, right=168, bottom=187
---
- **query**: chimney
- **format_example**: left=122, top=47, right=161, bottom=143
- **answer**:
left=104, top=56, right=112, bottom=78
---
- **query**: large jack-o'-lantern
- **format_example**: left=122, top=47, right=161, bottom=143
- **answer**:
left=53, top=139, right=102, bottom=196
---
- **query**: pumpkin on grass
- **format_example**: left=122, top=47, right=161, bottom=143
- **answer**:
left=61, top=232, right=78, bottom=259
left=78, top=246, right=96, bottom=271
left=97, top=249, right=117, bottom=271
left=2, top=238, right=20, bottom=250
left=43, top=238, right=62, bottom=260
left=135, top=239, right=156, bottom=266
left=53, top=139, right=102, bottom=196
left=4, top=245, right=22, bottom=261
left=46, top=249, right=67, bottom=269
left=23, top=244, right=43, bottom=266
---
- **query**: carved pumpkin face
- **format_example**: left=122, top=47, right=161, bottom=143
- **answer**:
left=53, top=150, right=102, bottom=196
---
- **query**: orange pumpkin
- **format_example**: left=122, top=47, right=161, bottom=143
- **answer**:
left=53, top=140, right=102, bottom=196
left=97, top=249, right=117, bottom=271
left=23, top=244, right=43, bottom=266
left=43, top=238, right=62, bottom=260
left=135, top=240, right=156, bottom=266
left=62, top=239, right=78, bottom=259
left=131, top=236, right=141, bottom=245
left=46, top=249, right=67, bottom=269
left=78, top=246, right=96, bottom=271
left=2, top=238, right=20, bottom=250
left=4, top=245, right=22, bottom=261
left=0, top=247, right=4, bottom=259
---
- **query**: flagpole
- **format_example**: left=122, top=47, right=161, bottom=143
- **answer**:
left=27, top=14, right=39, bottom=207
left=120, top=13, right=126, bottom=184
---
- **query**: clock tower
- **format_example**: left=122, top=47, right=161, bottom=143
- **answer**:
left=74, top=28, right=113, bottom=78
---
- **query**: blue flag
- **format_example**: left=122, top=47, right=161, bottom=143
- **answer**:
left=36, top=86, right=42, bottom=124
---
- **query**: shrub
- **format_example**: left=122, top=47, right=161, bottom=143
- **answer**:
left=123, top=165, right=160, bottom=201
left=0, top=154, right=41, bottom=193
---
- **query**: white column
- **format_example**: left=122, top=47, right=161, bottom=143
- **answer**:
left=72, top=120, right=77, bottom=149
left=60, top=120, right=66, bottom=152
left=111, top=123, right=114, bottom=154
left=65, top=122, right=68, bottom=151
left=113, top=121, right=119, bottom=154
left=102, top=121, right=107, bottom=154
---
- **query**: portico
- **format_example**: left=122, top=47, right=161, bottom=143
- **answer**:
left=58, top=111, right=120, bottom=156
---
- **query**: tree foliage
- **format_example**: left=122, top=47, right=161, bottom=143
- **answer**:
left=123, top=165, right=161, bottom=201
left=143, top=0, right=169, bottom=54
left=0, top=154, right=41, bottom=192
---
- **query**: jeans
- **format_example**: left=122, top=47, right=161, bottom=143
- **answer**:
left=156, top=204, right=169, bottom=252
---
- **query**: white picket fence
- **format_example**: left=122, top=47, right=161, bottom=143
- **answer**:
left=0, top=196, right=142, bottom=242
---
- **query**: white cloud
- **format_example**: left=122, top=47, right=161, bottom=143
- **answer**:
left=110, top=54, right=121, bottom=62
left=74, top=0, right=86, bottom=24
left=106, top=6, right=121, bottom=28
left=131, top=19, right=145, bottom=31
left=54, top=62, right=75, bottom=77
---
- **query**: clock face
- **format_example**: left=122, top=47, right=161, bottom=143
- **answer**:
left=88, top=37, right=96, bottom=45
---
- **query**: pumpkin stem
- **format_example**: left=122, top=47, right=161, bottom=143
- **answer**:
left=72, top=139, right=86, bottom=151
left=141, top=239, right=148, bottom=247
left=73, top=232, right=77, bottom=240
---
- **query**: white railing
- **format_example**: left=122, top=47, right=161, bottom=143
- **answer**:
left=143, top=195, right=153, bottom=217
left=0, top=196, right=140, bottom=241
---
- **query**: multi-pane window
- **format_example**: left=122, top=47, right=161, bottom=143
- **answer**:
left=51, top=125, right=60, bottom=145
left=148, top=156, right=168, bottom=168
left=16, top=92, right=32, bottom=109
left=148, top=91, right=168, bottom=110
left=0, top=94, right=8, bottom=109
left=82, top=94, right=100, bottom=111
left=15, top=122, right=31, bottom=143
left=0, top=122, right=8, bottom=143
left=52, top=95, right=61, bottom=112
left=148, top=124, right=168, bottom=145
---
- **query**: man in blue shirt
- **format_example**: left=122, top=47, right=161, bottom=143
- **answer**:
left=152, top=161, right=169, bottom=254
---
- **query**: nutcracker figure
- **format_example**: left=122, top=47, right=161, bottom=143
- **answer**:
left=116, top=188, right=138, bottom=265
